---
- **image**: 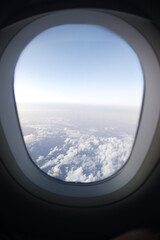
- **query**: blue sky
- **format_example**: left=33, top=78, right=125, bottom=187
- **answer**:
left=14, top=24, right=144, bottom=108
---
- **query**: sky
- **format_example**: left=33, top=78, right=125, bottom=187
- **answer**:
left=14, top=24, right=144, bottom=108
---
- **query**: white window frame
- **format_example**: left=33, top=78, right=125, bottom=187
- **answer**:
left=0, top=9, right=160, bottom=206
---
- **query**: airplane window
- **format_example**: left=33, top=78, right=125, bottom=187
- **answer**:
left=14, top=24, right=144, bottom=183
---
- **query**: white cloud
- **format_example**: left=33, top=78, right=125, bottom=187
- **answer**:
left=65, top=166, right=85, bottom=182
left=22, top=118, right=134, bottom=183
left=36, top=155, right=44, bottom=162
left=89, top=128, right=97, bottom=133
left=48, top=165, right=62, bottom=177
left=40, top=129, right=133, bottom=182
left=48, top=146, right=59, bottom=156
left=24, top=134, right=36, bottom=145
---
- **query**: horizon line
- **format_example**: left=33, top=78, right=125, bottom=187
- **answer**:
left=16, top=101, right=141, bottom=110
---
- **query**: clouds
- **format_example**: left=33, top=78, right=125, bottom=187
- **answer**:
left=21, top=105, right=135, bottom=183
left=39, top=130, right=133, bottom=182
left=36, top=155, right=44, bottom=162
left=24, top=134, right=36, bottom=145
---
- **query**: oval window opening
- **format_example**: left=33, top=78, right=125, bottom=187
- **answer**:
left=14, top=24, right=144, bottom=183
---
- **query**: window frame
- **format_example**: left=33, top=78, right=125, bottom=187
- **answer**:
left=0, top=9, right=160, bottom=206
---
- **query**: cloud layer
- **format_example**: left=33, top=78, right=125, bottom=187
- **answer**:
left=44, top=132, right=132, bottom=182
left=19, top=104, right=137, bottom=183
left=23, top=124, right=133, bottom=182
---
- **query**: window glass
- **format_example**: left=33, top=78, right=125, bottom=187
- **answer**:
left=14, top=24, right=144, bottom=183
